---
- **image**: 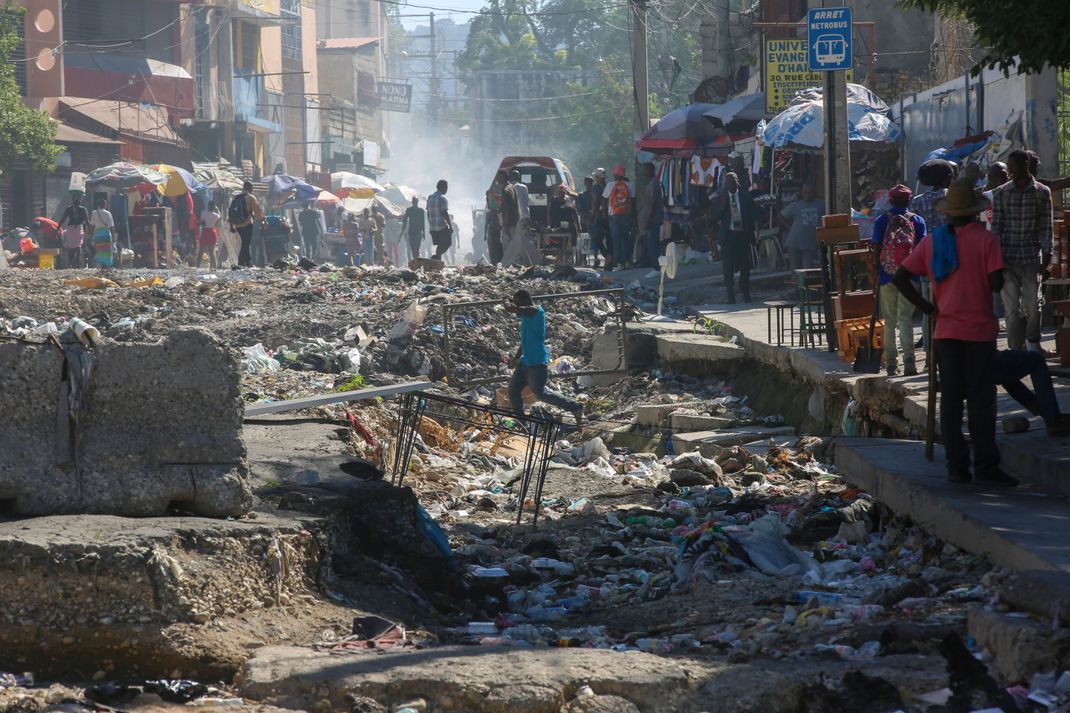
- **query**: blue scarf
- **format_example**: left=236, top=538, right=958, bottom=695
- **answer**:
left=931, top=223, right=959, bottom=282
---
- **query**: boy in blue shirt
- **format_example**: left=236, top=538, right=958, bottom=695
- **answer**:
left=871, top=184, right=926, bottom=375
left=504, top=289, right=583, bottom=425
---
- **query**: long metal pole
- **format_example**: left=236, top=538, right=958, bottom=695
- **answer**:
left=630, top=0, right=649, bottom=135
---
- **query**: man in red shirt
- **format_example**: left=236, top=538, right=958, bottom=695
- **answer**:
left=892, top=178, right=1016, bottom=487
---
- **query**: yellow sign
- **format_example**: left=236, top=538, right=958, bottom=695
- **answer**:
left=240, top=0, right=280, bottom=15
left=764, top=38, right=852, bottom=113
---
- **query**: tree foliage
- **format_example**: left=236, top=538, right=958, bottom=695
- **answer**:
left=457, top=0, right=701, bottom=168
left=901, top=0, right=1070, bottom=74
left=0, top=4, right=62, bottom=174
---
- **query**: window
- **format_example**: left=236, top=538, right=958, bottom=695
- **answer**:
left=281, top=0, right=302, bottom=62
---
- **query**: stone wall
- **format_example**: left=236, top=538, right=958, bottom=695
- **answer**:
left=0, top=328, right=251, bottom=517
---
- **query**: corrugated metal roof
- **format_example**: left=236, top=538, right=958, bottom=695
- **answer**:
left=55, top=121, right=123, bottom=145
left=318, top=36, right=380, bottom=51
left=57, top=98, right=185, bottom=146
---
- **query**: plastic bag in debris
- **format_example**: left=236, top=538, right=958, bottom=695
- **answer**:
left=731, top=529, right=824, bottom=579
left=586, top=457, right=617, bottom=478
left=416, top=504, right=453, bottom=560
left=549, top=357, right=577, bottom=375
left=64, top=276, right=119, bottom=289
left=388, top=301, right=429, bottom=342
left=242, top=343, right=280, bottom=373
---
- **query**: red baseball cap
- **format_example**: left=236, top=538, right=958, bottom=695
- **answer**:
left=889, top=184, right=912, bottom=202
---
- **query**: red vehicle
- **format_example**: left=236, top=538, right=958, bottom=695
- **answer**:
left=496, top=156, right=576, bottom=230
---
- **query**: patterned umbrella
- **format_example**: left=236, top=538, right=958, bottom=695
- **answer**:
left=149, top=164, right=208, bottom=197
left=86, top=162, right=167, bottom=189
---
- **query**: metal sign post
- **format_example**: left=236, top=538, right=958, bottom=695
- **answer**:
left=809, top=5, right=853, bottom=350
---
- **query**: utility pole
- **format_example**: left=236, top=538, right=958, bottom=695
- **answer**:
left=428, top=11, right=439, bottom=122
left=630, top=0, right=649, bottom=135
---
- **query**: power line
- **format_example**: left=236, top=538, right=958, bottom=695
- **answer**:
left=318, top=0, right=631, bottom=18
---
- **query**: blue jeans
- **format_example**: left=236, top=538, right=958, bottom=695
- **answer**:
left=508, top=363, right=578, bottom=416
left=609, top=214, right=631, bottom=265
left=643, top=223, right=661, bottom=268
left=995, top=349, right=1060, bottom=424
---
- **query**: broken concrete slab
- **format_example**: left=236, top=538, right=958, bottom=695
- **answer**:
left=0, top=328, right=251, bottom=517
left=669, top=412, right=736, bottom=432
left=673, top=425, right=796, bottom=448
left=0, top=512, right=321, bottom=679
left=635, top=401, right=707, bottom=427
left=968, top=607, right=1070, bottom=682
left=244, top=380, right=431, bottom=417
left=238, top=645, right=700, bottom=713
left=834, top=438, right=1070, bottom=577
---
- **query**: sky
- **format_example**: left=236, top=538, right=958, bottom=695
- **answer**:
left=397, top=0, right=485, bottom=29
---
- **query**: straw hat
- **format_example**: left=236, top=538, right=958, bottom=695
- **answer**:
left=935, top=177, right=988, bottom=217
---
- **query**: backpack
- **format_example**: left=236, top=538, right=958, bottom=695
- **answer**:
left=228, top=193, right=250, bottom=225
left=609, top=180, right=631, bottom=215
left=880, top=212, right=916, bottom=275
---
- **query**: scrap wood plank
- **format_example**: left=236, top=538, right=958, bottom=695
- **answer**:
left=244, top=381, right=432, bottom=417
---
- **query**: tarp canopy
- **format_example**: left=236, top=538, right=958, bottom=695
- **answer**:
left=331, top=172, right=386, bottom=193
left=635, top=103, right=734, bottom=154
left=382, top=183, right=418, bottom=206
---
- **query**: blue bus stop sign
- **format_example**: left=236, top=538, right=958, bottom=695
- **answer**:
left=807, top=6, right=853, bottom=71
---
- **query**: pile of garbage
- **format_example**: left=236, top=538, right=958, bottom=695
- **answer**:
left=0, top=265, right=626, bottom=385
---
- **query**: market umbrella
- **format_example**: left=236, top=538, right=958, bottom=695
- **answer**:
left=702, top=92, right=767, bottom=127
left=331, top=172, right=385, bottom=193
left=259, top=172, right=323, bottom=203
left=192, top=165, right=245, bottom=191
left=149, top=164, right=208, bottom=197
left=381, top=183, right=418, bottom=206
left=758, top=100, right=901, bottom=149
left=336, top=186, right=378, bottom=200
left=635, top=103, right=733, bottom=154
left=314, top=190, right=342, bottom=208
left=86, top=162, right=167, bottom=189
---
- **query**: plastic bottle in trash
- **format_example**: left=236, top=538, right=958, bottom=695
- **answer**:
left=664, top=433, right=675, bottom=456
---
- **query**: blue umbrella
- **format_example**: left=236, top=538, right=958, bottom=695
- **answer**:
left=259, top=173, right=323, bottom=203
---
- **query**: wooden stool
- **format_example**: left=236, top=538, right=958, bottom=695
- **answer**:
left=764, top=300, right=797, bottom=346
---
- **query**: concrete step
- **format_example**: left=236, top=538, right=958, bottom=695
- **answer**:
left=635, top=401, right=709, bottom=427
left=669, top=413, right=736, bottom=432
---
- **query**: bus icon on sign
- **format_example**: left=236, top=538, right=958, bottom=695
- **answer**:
left=813, top=35, right=847, bottom=66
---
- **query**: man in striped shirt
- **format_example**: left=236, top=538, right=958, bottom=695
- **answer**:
left=991, top=149, right=1053, bottom=352
left=426, top=179, right=453, bottom=261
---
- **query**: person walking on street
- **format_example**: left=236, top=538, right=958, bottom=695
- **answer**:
left=298, top=202, right=323, bottom=260
left=872, top=184, right=925, bottom=376
left=636, top=162, right=665, bottom=270
left=485, top=171, right=506, bottom=265
left=590, top=168, right=611, bottom=268
left=981, top=162, right=1008, bottom=231
left=197, top=201, right=222, bottom=270
left=426, top=179, right=453, bottom=261
left=504, top=289, right=583, bottom=425
left=58, top=195, right=89, bottom=269
left=228, top=181, right=264, bottom=268
left=358, top=209, right=377, bottom=265
left=779, top=182, right=824, bottom=270
left=507, top=170, right=533, bottom=266
left=400, top=197, right=426, bottom=261
left=88, top=196, right=116, bottom=268
left=603, top=164, right=635, bottom=270
left=893, top=177, right=1016, bottom=487
left=714, top=172, right=755, bottom=303
left=343, top=213, right=361, bottom=266
left=500, top=172, right=523, bottom=267
left=991, top=149, right=1053, bottom=352
left=371, top=206, right=387, bottom=265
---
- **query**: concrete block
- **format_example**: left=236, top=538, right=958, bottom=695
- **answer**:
left=673, top=426, right=795, bottom=448
left=635, top=401, right=708, bottom=427
left=669, top=413, right=735, bottom=432
left=656, top=333, right=745, bottom=367
left=968, top=607, right=1070, bottom=682
left=0, top=328, right=251, bottom=517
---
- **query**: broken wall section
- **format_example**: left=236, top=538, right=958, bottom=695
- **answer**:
left=0, top=328, right=251, bottom=517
